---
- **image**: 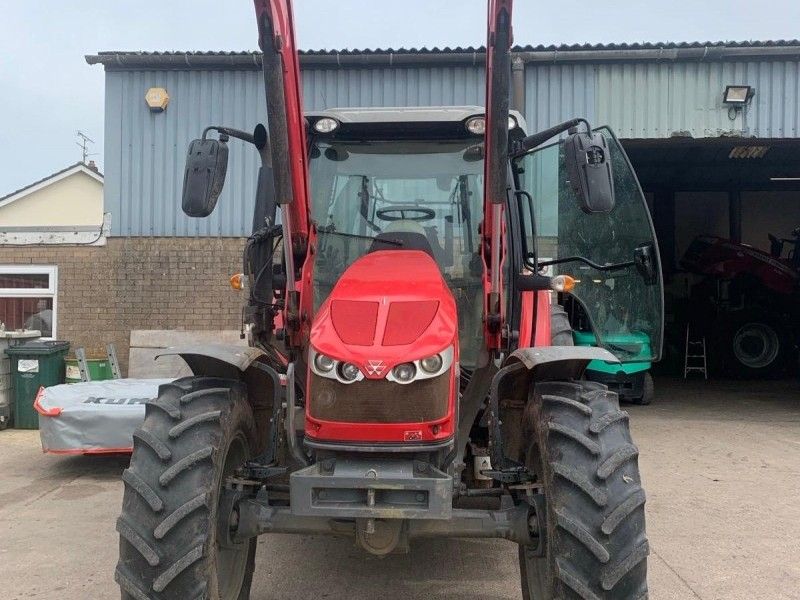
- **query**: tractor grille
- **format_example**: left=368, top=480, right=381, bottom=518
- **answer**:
left=309, top=372, right=450, bottom=423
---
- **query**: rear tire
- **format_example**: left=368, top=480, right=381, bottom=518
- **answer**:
left=719, top=312, right=792, bottom=378
left=551, top=304, right=574, bottom=346
left=518, top=380, right=649, bottom=599
left=115, top=377, right=257, bottom=600
left=631, top=373, right=654, bottom=406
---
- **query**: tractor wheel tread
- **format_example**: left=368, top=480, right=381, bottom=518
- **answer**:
left=555, top=558, right=602, bottom=600
left=552, top=462, right=608, bottom=507
left=152, top=544, right=204, bottom=593
left=158, top=447, right=214, bottom=487
left=601, top=540, right=650, bottom=591
left=519, top=380, right=648, bottom=599
left=548, top=421, right=601, bottom=455
left=132, top=429, right=172, bottom=462
left=122, top=468, right=164, bottom=513
left=597, top=444, right=640, bottom=479
left=115, top=565, right=151, bottom=600
left=145, top=398, right=181, bottom=420
left=550, top=304, right=575, bottom=347
left=116, top=376, right=256, bottom=600
left=180, top=387, right=230, bottom=405
left=555, top=508, right=610, bottom=563
left=154, top=492, right=208, bottom=540
left=542, top=394, right=592, bottom=415
left=590, top=410, right=629, bottom=433
left=580, top=388, right=611, bottom=405
left=169, top=410, right=222, bottom=438
left=116, top=517, right=160, bottom=566
left=602, top=489, right=647, bottom=535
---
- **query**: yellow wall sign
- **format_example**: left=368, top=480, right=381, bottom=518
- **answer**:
left=145, top=87, right=170, bottom=112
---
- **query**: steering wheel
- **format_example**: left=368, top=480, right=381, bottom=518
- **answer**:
left=376, top=205, right=436, bottom=222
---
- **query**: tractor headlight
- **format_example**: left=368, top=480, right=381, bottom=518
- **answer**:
left=313, top=117, right=340, bottom=133
left=339, top=362, right=361, bottom=382
left=420, top=354, right=443, bottom=374
left=392, top=362, right=417, bottom=384
left=314, top=353, right=335, bottom=373
left=465, top=116, right=486, bottom=135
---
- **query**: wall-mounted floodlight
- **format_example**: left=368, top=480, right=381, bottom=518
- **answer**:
left=723, top=85, right=754, bottom=105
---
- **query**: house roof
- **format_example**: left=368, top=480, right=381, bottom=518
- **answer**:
left=0, top=162, right=104, bottom=210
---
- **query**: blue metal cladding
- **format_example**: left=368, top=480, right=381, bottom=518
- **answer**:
left=104, top=58, right=799, bottom=236
left=105, top=70, right=265, bottom=237
left=105, top=66, right=485, bottom=236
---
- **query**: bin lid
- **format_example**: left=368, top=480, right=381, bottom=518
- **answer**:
left=5, top=340, right=71, bottom=356
left=0, top=330, right=41, bottom=339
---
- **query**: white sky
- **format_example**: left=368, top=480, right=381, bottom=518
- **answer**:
left=1, top=0, right=798, bottom=194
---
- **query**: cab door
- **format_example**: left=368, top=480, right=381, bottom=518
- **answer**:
left=512, top=127, right=664, bottom=362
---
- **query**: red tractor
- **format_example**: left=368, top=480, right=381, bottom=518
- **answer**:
left=681, top=230, right=799, bottom=377
left=114, top=2, right=663, bottom=598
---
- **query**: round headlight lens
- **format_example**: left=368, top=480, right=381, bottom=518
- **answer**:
left=508, top=115, right=517, bottom=130
left=314, top=353, right=335, bottom=373
left=465, top=116, right=486, bottom=135
left=420, top=354, right=443, bottom=373
left=314, top=117, right=339, bottom=133
left=392, top=362, right=416, bottom=383
left=339, top=362, right=361, bottom=382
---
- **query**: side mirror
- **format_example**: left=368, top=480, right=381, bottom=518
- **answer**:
left=564, top=130, right=615, bottom=214
left=181, top=137, right=229, bottom=217
left=634, top=243, right=658, bottom=285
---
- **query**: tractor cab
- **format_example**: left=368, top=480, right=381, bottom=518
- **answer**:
left=306, top=106, right=525, bottom=370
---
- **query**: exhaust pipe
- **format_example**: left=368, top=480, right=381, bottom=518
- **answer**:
left=284, top=362, right=309, bottom=466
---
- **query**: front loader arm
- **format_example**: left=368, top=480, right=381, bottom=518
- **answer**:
left=482, top=0, right=514, bottom=351
left=254, top=0, right=313, bottom=349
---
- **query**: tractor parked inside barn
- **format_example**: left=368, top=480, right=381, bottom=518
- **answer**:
left=114, top=1, right=663, bottom=598
left=681, top=229, right=799, bottom=377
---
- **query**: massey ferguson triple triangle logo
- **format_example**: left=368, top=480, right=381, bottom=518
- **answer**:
left=365, top=360, right=386, bottom=376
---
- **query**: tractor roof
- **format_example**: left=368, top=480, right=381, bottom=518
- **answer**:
left=307, top=105, right=527, bottom=131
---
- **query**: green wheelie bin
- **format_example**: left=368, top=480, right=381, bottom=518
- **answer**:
left=5, top=340, right=70, bottom=429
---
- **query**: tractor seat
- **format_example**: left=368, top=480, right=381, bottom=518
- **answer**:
left=368, top=220, right=435, bottom=258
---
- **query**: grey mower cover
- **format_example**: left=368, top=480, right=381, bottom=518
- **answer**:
left=36, top=379, right=174, bottom=455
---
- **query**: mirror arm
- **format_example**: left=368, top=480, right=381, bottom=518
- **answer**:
left=536, top=255, right=635, bottom=272
left=511, top=117, right=592, bottom=156
left=203, top=126, right=268, bottom=151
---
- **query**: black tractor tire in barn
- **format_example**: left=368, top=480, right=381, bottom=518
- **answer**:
left=115, top=377, right=257, bottom=600
left=550, top=304, right=574, bottom=346
left=719, top=311, right=792, bottom=378
left=518, top=380, right=649, bottom=600
left=631, top=372, right=654, bottom=406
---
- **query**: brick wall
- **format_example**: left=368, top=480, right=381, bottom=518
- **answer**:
left=0, top=237, right=246, bottom=375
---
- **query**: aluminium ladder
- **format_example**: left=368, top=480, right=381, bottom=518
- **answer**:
left=684, top=324, right=708, bottom=379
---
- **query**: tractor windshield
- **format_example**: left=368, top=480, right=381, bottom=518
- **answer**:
left=309, top=139, right=485, bottom=367
left=513, top=127, right=664, bottom=362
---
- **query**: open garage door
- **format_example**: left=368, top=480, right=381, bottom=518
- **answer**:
left=624, top=138, right=800, bottom=377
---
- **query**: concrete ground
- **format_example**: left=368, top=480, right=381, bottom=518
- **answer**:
left=0, top=377, right=799, bottom=600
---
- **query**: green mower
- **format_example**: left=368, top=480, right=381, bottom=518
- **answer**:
left=573, top=330, right=655, bottom=405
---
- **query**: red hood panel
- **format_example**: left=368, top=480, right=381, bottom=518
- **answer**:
left=330, top=300, right=378, bottom=346
left=311, top=250, right=457, bottom=375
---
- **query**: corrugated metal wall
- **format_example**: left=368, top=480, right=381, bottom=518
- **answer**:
left=105, top=58, right=800, bottom=236
left=105, top=66, right=485, bottom=236
left=525, top=60, right=800, bottom=139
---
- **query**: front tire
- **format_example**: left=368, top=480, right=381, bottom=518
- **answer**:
left=519, top=380, right=649, bottom=599
left=115, top=377, right=257, bottom=600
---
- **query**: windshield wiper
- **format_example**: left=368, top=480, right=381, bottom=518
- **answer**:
left=317, top=227, right=403, bottom=247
